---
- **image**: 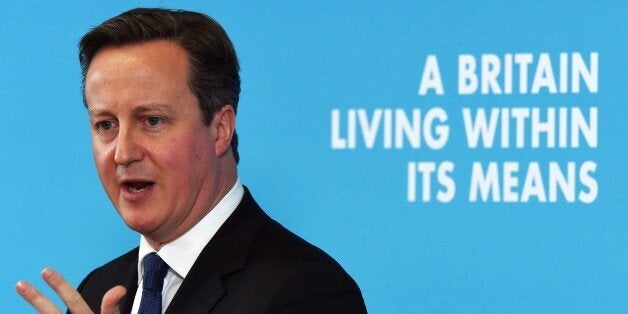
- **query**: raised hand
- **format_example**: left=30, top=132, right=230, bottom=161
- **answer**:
left=16, top=268, right=126, bottom=314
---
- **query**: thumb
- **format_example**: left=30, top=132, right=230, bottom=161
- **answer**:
left=100, top=285, right=126, bottom=314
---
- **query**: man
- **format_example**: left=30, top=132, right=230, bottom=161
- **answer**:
left=16, top=8, right=366, bottom=313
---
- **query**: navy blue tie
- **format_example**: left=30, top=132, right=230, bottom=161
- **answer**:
left=139, top=253, right=169, bottom=314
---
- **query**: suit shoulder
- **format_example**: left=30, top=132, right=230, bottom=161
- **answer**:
left=254, top=218, right=334, bottom=264
left=246, top=219, right=367, bottom=312
left=249, top=217, right=361, bottom=290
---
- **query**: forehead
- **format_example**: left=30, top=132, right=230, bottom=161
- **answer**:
left=87, top=39, right=189, bottom=78
left=85, top=40, right=192, bottom=109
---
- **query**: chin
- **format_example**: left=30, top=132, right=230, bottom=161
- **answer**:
left=117, top=208, right=161, bottom=235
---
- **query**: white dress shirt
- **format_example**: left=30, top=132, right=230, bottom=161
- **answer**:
left=131, top=179, right=244, bottom=313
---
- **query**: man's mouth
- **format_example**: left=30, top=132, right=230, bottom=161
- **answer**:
left=123, top=181, right=155, bottom=193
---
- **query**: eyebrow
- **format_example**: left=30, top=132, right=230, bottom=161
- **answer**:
left=132, top=103, right=175, bottom=115
left=88, top=103, right=175, bottom=117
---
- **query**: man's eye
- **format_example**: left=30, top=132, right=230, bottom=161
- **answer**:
left=145, top=117, right=164, bottom=127
left=96, top=121, right=113, bottom=131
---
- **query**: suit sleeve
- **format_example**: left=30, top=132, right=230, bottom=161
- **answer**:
left=262, top=259, right=367, bottom=314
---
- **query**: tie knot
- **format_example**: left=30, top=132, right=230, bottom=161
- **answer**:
left=142, top=253, right=169, bottom=291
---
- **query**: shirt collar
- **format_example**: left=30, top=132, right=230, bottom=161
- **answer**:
left=137, top=179, right=244, bottom=283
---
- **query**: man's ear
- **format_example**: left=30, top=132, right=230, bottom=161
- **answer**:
left=213, top=105, right=235, bottom=156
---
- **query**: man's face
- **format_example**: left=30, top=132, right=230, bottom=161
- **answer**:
left=85, top=40, right=225, bottom=246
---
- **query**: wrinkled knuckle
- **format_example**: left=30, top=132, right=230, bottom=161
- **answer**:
left=23, top=285, right=37, bottom=298
left=22, top=285, right=32, bottom=295
left=66, top=293, right=83, bottom=307
left=46, top=273, right=61, bottom=287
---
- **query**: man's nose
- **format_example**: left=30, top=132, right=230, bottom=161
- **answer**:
left=114, top=127, right=143, bottom=165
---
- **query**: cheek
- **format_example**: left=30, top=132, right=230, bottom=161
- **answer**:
left=92, top=144, right=116, bottom=185
left=159, top=140, right=193, bottom=181
left=162, top=137, right=213, bottom=183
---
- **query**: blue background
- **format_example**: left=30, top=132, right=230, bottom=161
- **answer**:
left=1, top=1, right=626, bottom=312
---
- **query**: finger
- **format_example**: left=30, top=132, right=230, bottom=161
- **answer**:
left=101, top=286, right=126, bottom=314
left=41, top=268, right=93, bottom=313
left=15, top=280, right=62, bottom=313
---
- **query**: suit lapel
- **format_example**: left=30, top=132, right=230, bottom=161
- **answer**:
left=164, top=265, right=225, bottom=314
left=165, top=188, right=268, bottom=313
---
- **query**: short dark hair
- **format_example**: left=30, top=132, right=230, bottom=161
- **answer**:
left=79, top=8, right=241, bottom=163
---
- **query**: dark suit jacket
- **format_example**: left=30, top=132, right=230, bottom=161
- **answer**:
left=76, top=189, right=367, bottom=313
